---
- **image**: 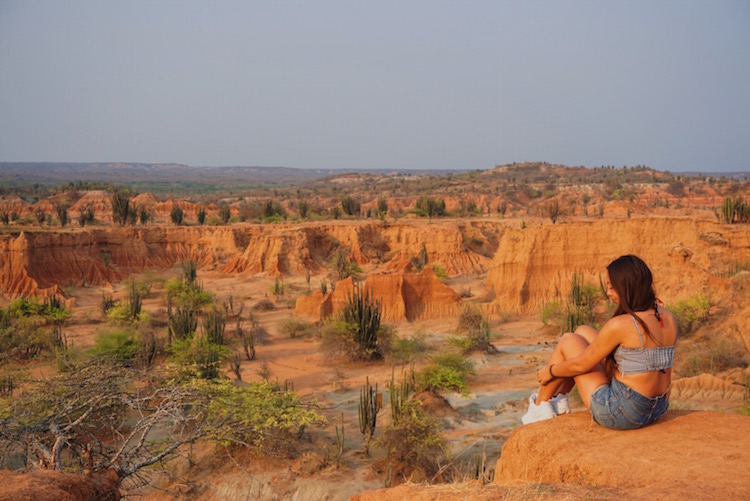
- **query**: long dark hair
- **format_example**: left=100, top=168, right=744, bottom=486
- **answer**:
left=607, top=254, right=660, bottom=341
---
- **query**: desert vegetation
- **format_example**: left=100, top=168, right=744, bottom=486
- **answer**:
left=0, top=162, right=748, bottom=498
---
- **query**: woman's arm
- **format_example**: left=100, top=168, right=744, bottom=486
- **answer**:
left=538, top=319, right=623, bottom=385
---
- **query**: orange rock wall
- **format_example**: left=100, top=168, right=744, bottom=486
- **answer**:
left=2, top=219, right=748, bottom=322
left=486, top=218, right=750, bottom=313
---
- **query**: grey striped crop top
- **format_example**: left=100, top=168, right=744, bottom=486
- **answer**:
left=614, top=315, right=675, bottom=376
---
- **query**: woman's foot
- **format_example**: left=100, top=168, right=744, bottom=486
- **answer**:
left=521, top=394, right=556, bottom=424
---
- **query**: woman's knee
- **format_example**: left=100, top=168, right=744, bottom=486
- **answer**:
left=573, top=325, right=598, bottom=344
left=558, top=332, right=589, bottom=357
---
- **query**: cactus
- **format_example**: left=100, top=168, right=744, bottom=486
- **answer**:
left=335, top=412, right=345, bottom=462
left=181, top=260, right=198, bottom=286
left=230, top=353, right=242, bottom=381
left=341, top=284, right=383, bottom=361
left=0, top=377, right=13, bottom=397
left=389, top=368, right=411, bottom=425
left=410, top=243, right=429, bottom=272
left=202, top=307, right=226, bottom=346
left=128, top=281, right=143, bottom=321
left=51, top=325, right=68, bottom=351
left=358, top=376, right=380, bottom=456
left=197, top=342, right=220, bottom=379
left=139, top=331, right=157, bottom=368
left=169, top=303, right=198, bottom=341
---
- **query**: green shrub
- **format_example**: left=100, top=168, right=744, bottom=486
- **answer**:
left=195, top=378, right=324, bottom=449
left=416, top=353, right=474, bottom=395
left=541, top=300, right=562, bottom=325
left=90, top=329, right=139, bottom=364
left=446, top=336, right=473, bottom=352
left=432, top=264, right=448, bottom=279
left=668, top=293, right=712, bottom=335
left=169, top=336, right=230, bottom=380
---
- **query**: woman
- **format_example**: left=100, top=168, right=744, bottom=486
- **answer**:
left=521, top=255, right=678, bottom=429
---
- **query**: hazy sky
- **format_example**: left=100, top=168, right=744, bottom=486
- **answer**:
left=1, top=1, right=748, bottom=173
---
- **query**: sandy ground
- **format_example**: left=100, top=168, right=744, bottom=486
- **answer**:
left=7, top=259, right=745, bottom=500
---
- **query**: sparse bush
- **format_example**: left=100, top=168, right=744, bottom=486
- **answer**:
left=330, top=248, right=361, bottom=280
left=281, top=318, right=312, bottom=338
left=386, top=331, right=428, bottom=365
left=668, top=293, right=712, bottom=335
left=253, top=299, right=276, bottom=311
left=676, top=337, right=748, bottom=377
left=456, top=305, right=494, bottom=353
left=376, top=399, right=448, bottom=481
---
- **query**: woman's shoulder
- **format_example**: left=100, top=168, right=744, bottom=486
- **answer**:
left=600, top=314, right=632, bottom=335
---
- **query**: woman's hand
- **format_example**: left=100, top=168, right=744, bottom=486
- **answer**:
left=537, top=365, right=554, bottom=386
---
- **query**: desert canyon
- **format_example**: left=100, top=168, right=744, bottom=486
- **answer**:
left=0, top=163, right=748, bottom=500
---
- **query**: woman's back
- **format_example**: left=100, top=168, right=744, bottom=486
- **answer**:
left=613, top=306, right=677, bottom=397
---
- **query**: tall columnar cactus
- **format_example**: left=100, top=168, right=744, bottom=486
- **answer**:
left=358, top=376, right=380, bottom=456
left=722, top=196, right=737, bottom=224
left=128, top=281, right=143, bottom=321
left=342, top=284, right=382, bottom=360
left=389, top=368, right=411, bottom=425
left=202, top=307, right=226, bottom=346
left=169, top=303, right=198, bottom=341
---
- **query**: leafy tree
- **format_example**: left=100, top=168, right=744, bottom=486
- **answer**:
left=0, top=361, right=322, bottom=482
left=197, top=207, right=206, bottom=225
left=545, top=199, right=561, bottom=224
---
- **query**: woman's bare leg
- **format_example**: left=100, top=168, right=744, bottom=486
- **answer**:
left=536, top=331, right=609, bottom=408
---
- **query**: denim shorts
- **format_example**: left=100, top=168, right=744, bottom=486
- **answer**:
left=589, top=377, right=669, bottom=430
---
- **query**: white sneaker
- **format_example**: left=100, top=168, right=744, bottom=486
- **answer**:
left=521, top=394, right=556, bottom=425
left=550, top=393, right=570, bottom=415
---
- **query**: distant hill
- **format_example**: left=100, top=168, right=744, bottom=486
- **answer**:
left=0, top=162, right=468, bottom=187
